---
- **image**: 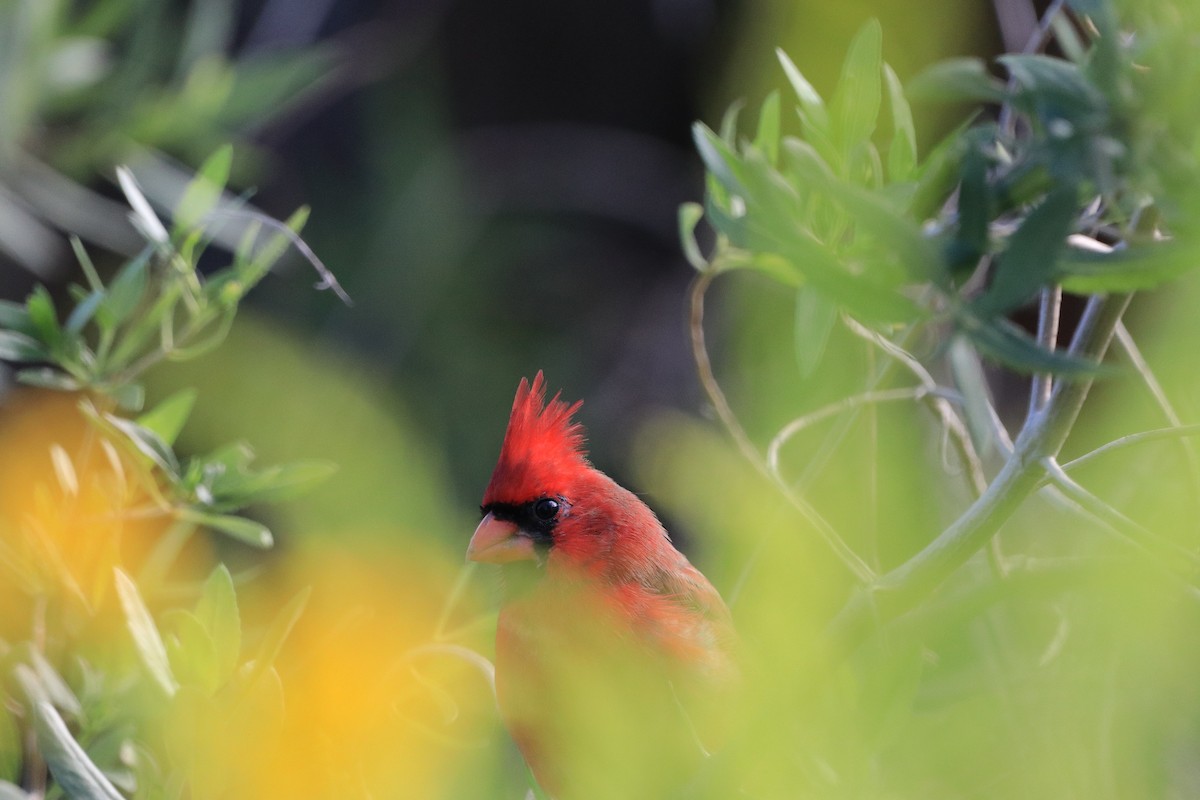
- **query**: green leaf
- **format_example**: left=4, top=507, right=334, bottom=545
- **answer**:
left=0, top=782, right=30, bottom=800
left=678, top=202, right=708, bottom=271
left=28, top=649, right=83, bottom=718
left=195, top=563, right=242, bottom=685
left=164, top=609, right=221, bottom=696
left=753, top=91, right=781, bottom=164
left=693, top=122, right=747, bottom=197
left=26, top=286, right=60, bottom=347
left=907, top=58, right=1006, bottom=104
left=213, top=460, right=337, bottom=507
left=0, top=300, right=33, bottom=334
left=998, top=54, right=1108, bottom=128
left=178, top=509, right=273, bottom=549
left=244, top=585, right=311, bottom=687
left=64, top=290, right=105, bottom=334
left=948, top=337, right=996, bottom=458
left=776, top=48, right=828, bottom=131
left=961, top=312, right=1111, bottom=376
left=883, top=64, right=917, bottom=182
left=104, top=413, right=178, bottom=475
left=114, top=568, right=178, bottom=697
left=25, top=697, right=123, bottom=800
left=110, top=383, right=146, bottom=412
left=237, top=206, right=312, bottom=288
left=116, top=167, right=170, bottom=245
left=977, top=187, right=1077, bottom=315
left=830, top=19, right=883, bottom=151
left=0, top=330, right=49, bottom=362
left=945, top=136, right=992, bottom=273
left=794, top=285, right=838, bottom=377
left=785, top=140, right=939, bottom=282
left=97, top=250, right=150, bottom=330
left=16, top=368, right=79, bottom=391
left=0, top=704, right=20, bottom=784
left=1056, top=241, right=1199, bottom=293
left=174, top=145, right=233, bottom=235
left=137, top=388, right=197, bottom=447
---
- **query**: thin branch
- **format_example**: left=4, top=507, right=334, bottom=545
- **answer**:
left=830, top=293, right=1133, bottom=655
left=1041, top=457, right=1200, bottom=579
left=688, top=274, right=875, bottom=583
left=1060, top=423, right=1200, bottom=473
left=1027, top=285, right=1063, bottom=419
left=767, top=387, right=929, bottom=474
left=1114, top=321, right=1200, bottom=500
left=844, top=317, right=989, bottom=497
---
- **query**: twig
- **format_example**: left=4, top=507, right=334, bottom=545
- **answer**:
left=830, top=293, right=1133, bottom=655
left=688, top=274, right=875, bottom=583
left=1114, top=322, right=1200, bottom=502
left=844, top=317, right=989, bottom=497
left=1060, top=423, right=1200, bottom=473
left=767, top=387, right=929, bottom=473
left=1026, top=285, right=1063, bottom=420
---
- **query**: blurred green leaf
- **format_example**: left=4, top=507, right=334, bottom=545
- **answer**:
left=0, top=300, right=33, bottom=334
left=1056, top=241, right=1198, bottom=292
left=678, top=202, right=708, bottom=271
left=64, top=289, right=104, bottom=334
left=0, top=782, right=30, bottom=800
left=96, top=250, right=150, bottom=330
left=961, top=312, right=1110, bottom=376
left=102, top=411, right=179, bottom=476
left=0, top=702, right=19, bottom=784
left=776, top=48, right=828, bottom=131
left=907, top=58, right=1006, bottom=104
left=174, top=144, right=232, bottom=235
left=110, top=382, right=145, bottom=412
left=0, top=330, right=49, bottom=362
left=116, top=167, right=169, bottom=245
left=794, top=285, right=838, bottom=377
left=16, top=368, right=79, bottom=391
left=25, top=697, right=123, bottom=800
left=998, top=54, right=1108, bottom=128
left=28, top=649, right=83, bottom=718
left=946, top=137, right=991, bottom=273
left=26, top=286, right=60, bottom=347
left=754, top=91, right=781, bottom=165
left=212, top=460, right=337, bottom=508
left=178, top=509, right=272, bottom=549
left=830, top=19, right=883, bottom=152
left=114, top=568, right=178, bottom=697
left=693, top=122, right=747, bottom=198
left=137, top=388, right=197, bottom=447
left=977, top=187, right=1077, bottom=315
left=785, top=140, right=938, bottom=282
left=163, top=609, right=220, bottom=696
left=883, top=64, right=917, bottom=182
left=195, top=563, right=241, bottom=685
left=244, top=585, right=311, bottom=687
left=948, top=337, right=996, bottom=458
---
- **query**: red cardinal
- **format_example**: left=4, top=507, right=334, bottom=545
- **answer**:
left=468, top=373, right=737, bottom=798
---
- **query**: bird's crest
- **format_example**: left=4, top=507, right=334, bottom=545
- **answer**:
left=484, top=372, right=589, bottom=505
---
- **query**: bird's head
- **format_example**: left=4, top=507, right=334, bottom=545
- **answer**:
left=468, top=371, right=592, bottom=566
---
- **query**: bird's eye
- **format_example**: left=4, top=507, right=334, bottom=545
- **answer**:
left=532, top=498, right=560, bottom=522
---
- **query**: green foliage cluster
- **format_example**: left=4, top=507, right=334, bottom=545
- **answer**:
left=0, top=152, right=338, bottom=798
left=682, top=0, right=1200, bottom=376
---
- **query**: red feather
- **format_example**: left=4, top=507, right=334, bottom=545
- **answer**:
left=472, top=373, right=738, bottom=798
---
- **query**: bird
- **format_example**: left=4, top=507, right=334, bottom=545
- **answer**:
left=468, top=372, right=738, bottom=798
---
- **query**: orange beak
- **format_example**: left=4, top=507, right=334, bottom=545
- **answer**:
left=466, top=512, right=537, bottom=563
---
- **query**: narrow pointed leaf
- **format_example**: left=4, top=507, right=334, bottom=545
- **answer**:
left=977, top=187, right=1077, bottom=314
left=678, top=202, right=708, bottom=271
left=137, top=388, right=197, bottom=447
left=0, top=330, right=48, bottom=362
left=25, top=697, right=123, bottom=800
left=244, top=585, right=311, bottom=686
left=907, top=58, right=1006, bottom=104
left=178, top=509, right=273, bottom=549
left=776, top=48, right=827, bottom=130
left=114, top=568, right=178, bottom=697
left=883, top=63, right=917, bottom=181
left=175, top=145, right=233, bottom=234
left=830, top=19, right=883, bottom=150
left=794, top=285, right=838, bottom=377
left=195, top=563, right=242, bottom=684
